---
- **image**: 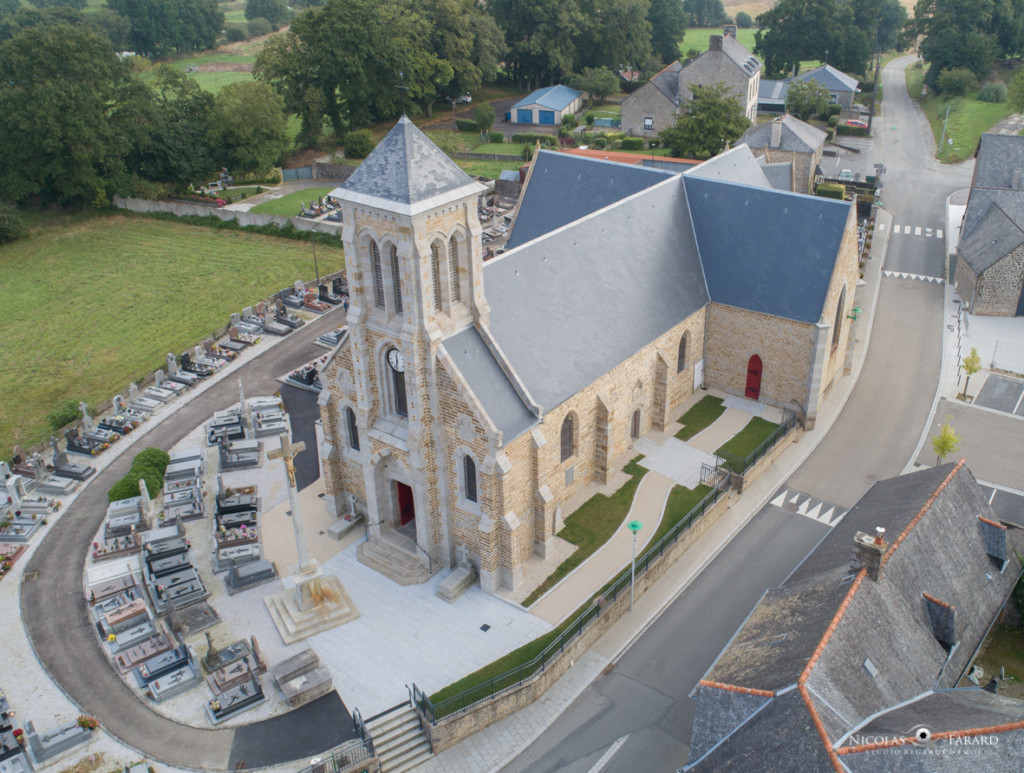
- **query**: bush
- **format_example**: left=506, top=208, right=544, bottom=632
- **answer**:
left=836, top=124, right=868, bottom=136
left=474, top=103, right=495, bottom=132
left=488, top=130, right=504, bottom=144
left=593, top=136, right=607, bottom=149
left=610, top=139, right=622, bottom=149
left=0, top=202, right=28, bottom=245
left=825, top=103, right=842, bottom=118
left=816, top=182, right=846, bottom=200
left=978, top=81, right=1008, bottom=103
left=647, top=139, right=660, bottom=149
left=827, top=115, right=840, bottom=128
left=225, top=23, right=247, bottom=42
left=343, top=129, right=376, bottom=159
left=585, top=112, right=596, bottom=127
left=47, top=400, right=80, bottom=431
left=937, top=67, right=978, bottom=96
left=511, top=132, right=557, bottom=146
left=735, top=10, right=752, bottom=27
left=561, top=113, right=578, bottom=128
left=826, top=128, right=835, bottom=142
left=621, top=137, right=644, bottom=150
left=455, top=118, right=478, bottom=132
left=108, top=447, right=170, bottom=502
left=247, top=17, right=273, bottom=37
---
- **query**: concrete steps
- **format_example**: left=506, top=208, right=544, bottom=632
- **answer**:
left=357, top=538, right=433, bottom=586
left=366, top=705, right=433, bottom=773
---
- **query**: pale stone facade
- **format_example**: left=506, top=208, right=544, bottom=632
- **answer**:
left=318, top=119, right=858, bottom=594
left=956, top=244, right=1024, bottom=316
left=621, top=80, right=678, bottom=139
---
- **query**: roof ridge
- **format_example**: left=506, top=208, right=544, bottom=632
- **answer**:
left=837, top=719, right=1024, bottom=756
left=921, top=591, right=955, bottom=609
left=881, top=459, right=966, bottom=566
left=698, top=679, right=774, bottom=698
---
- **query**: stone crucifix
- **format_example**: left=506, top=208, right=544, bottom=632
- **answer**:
left=268, top=434, right=316, bottom=575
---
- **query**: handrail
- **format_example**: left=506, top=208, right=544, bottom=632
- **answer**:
left=363, top=698, right=411, bottom=725
left=374, top=529, right=437, bottom=575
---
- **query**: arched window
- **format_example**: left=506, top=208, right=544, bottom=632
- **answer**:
left=832, top=286, right=846, bottom=351
left=371, top=241, right=385, bottom=308
left=448, top=236, right=461, bottom=303
left=560, top=414, right=574, bottom=462
left=390, top=245, right=403, bottom=314
left=677, top=333, right=688, bottom=373
left=345, top=407, right=360, bottom=451
left=463, top=455, right=477, bottom=503
left=387, top=348, right=408, bottom=417
left=430, top=242, right=443, bottom=310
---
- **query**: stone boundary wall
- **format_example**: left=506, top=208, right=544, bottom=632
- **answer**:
left=731, top=426, right=802, bottom=494
left=418, top=486, right=738, bottom=752
left=112, top=196, right=342, bottom=237
left=311, top=162, right=358, bottom=182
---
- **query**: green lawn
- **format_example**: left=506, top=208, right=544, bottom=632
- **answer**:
left=249, top=187, right=338, bottom=216
left=906, top=63, right=1014, bottom=163
left=975, top=625, right=1024, bottom=686
left=522, top=457, right=648, bottom=607
left=681, top=28, right=759, bottom=56
left=456, top=160, right=525, bottom=179
left=675, top=395, right=727, bottom=441
left=471, top=143, right=526, bottom=155
left=647, top=484, right=714, bottom=545
left=586, top=104, right=622, bottom=117
left=0, top=214, right=344, bottom=456
left=716, top=416, right=781, bottom=472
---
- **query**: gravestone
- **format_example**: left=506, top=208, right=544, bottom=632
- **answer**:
left=225, top=559, right=276, bottom=594
left=113, top=394, right=127, bottom=412
left=206, top=678, right=265, bottom=723
left=79, top=401, right=94, bottom=431
left=128, top=383, right=140, bottom=401
left=166, top=353, right=178, bottom=375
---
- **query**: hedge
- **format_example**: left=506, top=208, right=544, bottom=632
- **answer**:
left=621, top=137, right=644, bottom=150
left=836, top=124, right=869, bottom=137
left=488, top=131, right=504, bottom=144
left=108, top=447, right=170, bottom=502
left=455, top=118, right=478, bottom=132
left=511, top=133, right=557, bottom=146
left=816, top=182, right=846, bottom=200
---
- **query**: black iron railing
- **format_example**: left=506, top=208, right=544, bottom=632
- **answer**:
left=294, top=737, right=376, bottom=773
left=715, top=408, right=797, bottom=475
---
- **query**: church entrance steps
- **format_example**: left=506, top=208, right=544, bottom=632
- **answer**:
left=357, top=534, right=437, bottom=586
left=366, top=704, right=433, bottom=772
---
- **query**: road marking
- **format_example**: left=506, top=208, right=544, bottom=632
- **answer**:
left=937, top=229, right=944, bottom=238
left=915, top=226, right=922, bottom=236
left=878, top=223, right=886, bottom=231
left=893, top=224, right=901, bottom=234
left=925, top=228, right=933, bottom=236
left=1013, top=388, right=1024, bottom=416
left=883, top=270, right=944, bottom=283
left=770, top=489, right=846, bottom=527
left=588, top=735, right=630, bottom=773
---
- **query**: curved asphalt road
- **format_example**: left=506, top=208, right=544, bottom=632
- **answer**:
left=21, top=305, right=352, bottom=771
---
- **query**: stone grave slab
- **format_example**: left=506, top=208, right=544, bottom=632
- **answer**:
left=164, top=477, right=201, bottom=495
left=206, top=678, right=266, bottom=724
left=92, top=533, right=143, bottom=561
left=148, top=552, right=190, bottom=577
left=270, top=648, right=319, bottom=686
left=133, top=645, right=190, bottom=686
left=202, top=636, right=250, bottom=673
left=103, top=598, right=148, bottom=632
left=114, top=631, right=173, bottom=672
left=148, top=663, right=200, bottom=703
left=206, top=659, right=254, bottom=693
left=165, top=460, right=203, bottom=482
left=50, top=450, right=94, bottom=481
left=142, top=386, right=174, bottom=403
left=225, top=558, right=276, bottom=594
left=144, top=536, right=188, bottom=558
left=98, top=414, right=139, bottom=435
left=213, top=543, right=259, bottom=574
left=106, top=620, right=157, bottom=655
left=23, top=720, right=92, bottom=764
left=88, top=575, right=136, bottom=604
left=0, top=514, right=43, bottom=543
left=167, top=601, right=220, bottom=636
left=129, top=397, right=161, bottom=413
left=169, top=449, right=204, bottom=467
left=34, top=476, right=78, bottom=495
left=280, top=666, right=333, bottom=708
left=217, top=511, right=257, bottom=529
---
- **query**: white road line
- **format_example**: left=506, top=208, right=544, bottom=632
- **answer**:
left=1012, top=388, right=1024, bottom=416
left=893, top=224, right=901, bottom=234
left=915, top=226, right=922, bottom=236
left=925, top=228, right=933, bottom=236
left=588, top=735, right=631, bottom=773
left=937, top=229, right=944, bottom=238
left=878, top=223, right=887, bottom=231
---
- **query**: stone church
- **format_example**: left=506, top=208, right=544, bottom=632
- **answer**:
left=318, top=117, right=859, bottom=593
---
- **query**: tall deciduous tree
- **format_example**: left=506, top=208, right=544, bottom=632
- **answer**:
left=909, top=0, right=1000, bottom=87
left=211, top=81, right=290, bottom=177
left=107, top=0, right=223, bottom=56
left=576, top=0, right=653, bottom=71
left=659, top=82, right=750, bottom=157
left=930, top=419, right=960, bottom=465
left=756, top=0, right=870, bottom=77
left=490, top=0, right=585, bottom=86
left=0, top=23, right=149, bottom=203
left=682, top=0, right=727, bottom=27
left=570, top=66, right=621, bottom=104
left=785, top=79, right=830, bottom=119
left=647, top=0, right=686, bottom=63
left=245, top=0, right=289, bottom=27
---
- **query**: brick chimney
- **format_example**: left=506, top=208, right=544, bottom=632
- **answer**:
left=723, top=24, right=737, bottom=38
left=709, top=35, right=723, bottom=52
left=770, top=117, right=783, bottom=148
left=851, top=527, right=886, bottom=580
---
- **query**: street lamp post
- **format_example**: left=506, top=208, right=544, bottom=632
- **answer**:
left=628, top=520, right=642, bottom=611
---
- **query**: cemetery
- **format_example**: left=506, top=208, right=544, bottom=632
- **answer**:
left=285, top=354, right=330, bottom=393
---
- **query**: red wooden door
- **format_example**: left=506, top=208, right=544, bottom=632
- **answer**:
left=396, top=482, right=415, bottom=525
left=745, top=355, right=762, bottom=400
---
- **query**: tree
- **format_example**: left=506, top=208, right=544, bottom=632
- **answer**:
left=490, top=0, right=585, bottom=86
left=735, top=11, right=752, bottom=27
left=961, top=347, right=982, bottom=398
left=909, top=0, right=1000, bottom=88
left=877, top=0, right=907, bottom=50
left=647, top=0, right=686, bottom=63
left=682, top=0, right=727, bottom=27
left=107, top=0, right=223, bottom=57
left=343, top=129, right=376, bottom=158
left=0, top=0, right=20, bottom=17
left=756, top=0, right=870, bottom=77
left=0, top=202, right=27, bottom=244
left=211, top=81, right=290, bottom=177
left=931, top=419, right=960, bottom=465
left=89, top=8, right=131, bottom=50
left=1010, top=69, right=1024, bottom=110
left=659, top=82, right=750, bottom=158
left=474, top=102, right=495, bottom=131
left=576, top=0, right=653, bottom=71
left=785, top=79, right=830, bottom=120
left=570, top=66, right=620, bottom=104
left=0, top=23, right=150, bottom=203
left=936, top=67, right=978, bottom=95
left=245, top=0, right=289, bottom=27
left=27, top=0, right=86, bottom=8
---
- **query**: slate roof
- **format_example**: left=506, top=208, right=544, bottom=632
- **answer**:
left=720, top=34, right=761, bottom=76
left=686, top=463, right=1024, bottom=771
left=760, top=161, right=794, bottom=192
left=482, top=172, right=708, bottom=412
left=738, top=114, right=827, bottom=154
left=443, top=327, right=537, bottom=442
left=511, top=85, right=581, bottom=112
left=684, top=145, right=773, bottom=188
left=504, top=151, right=675, bottom=250
left=973, top=133, right=1024, bottom=190
left=338, top=116, right=477, bottom=208
left=650, top=61, right=683, bottom=103
left=958, top=134, right=1024, bottom=273
left=684, top=175, right=850, bottom=324
left=795, top=64, right=859, bottom=94
left=958, top=201, right=1024, bottom=274
left=758, top=78, right=789, bottom=105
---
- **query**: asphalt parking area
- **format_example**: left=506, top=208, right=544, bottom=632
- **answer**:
left=975, top=373, right=1024, bottom=416
left=977, top=484, right=1024, bottom=529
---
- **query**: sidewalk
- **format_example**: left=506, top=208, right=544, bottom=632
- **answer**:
left=419, top=210, right=891, bottom=773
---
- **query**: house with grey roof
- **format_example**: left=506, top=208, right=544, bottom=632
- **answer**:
left=955, top=133, right=1024, bottom=316
left=685, top=461, right=1024, bottom=772
left=508, top=85, right=583, bottom=126
left=622, top=30, right=761, bottom=138
left=318, top=116, right=858, bottom=594
left=736, top=114, right=827, bottom=193
left=759, top=63, right=861, bottom=113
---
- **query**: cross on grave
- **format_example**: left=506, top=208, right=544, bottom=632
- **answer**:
left=267, top=434, right=315, bottom=575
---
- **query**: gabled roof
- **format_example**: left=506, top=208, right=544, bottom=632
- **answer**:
left=738, top=114, right=827, bottom=154
left=650, top=60, right=683, bottom=102
left=758, top=78, right=789, bottom=103
left=483, top=171, right=708, bottom=412
left=511, top=85, right=582, bottom=111
left=958, top=201, right=1024, bottom=274
left=683, top=175, right=850, bottom=324
left=973, top=133, right=1024, bottom=190
left=505, top=151, right=675, bottom=250
left=337, top=116, right=479, bottom=212
left=685, top=145, right=774, bottom=189
left=759, top=161, right=794, bottom=192
left=795, top=64, right=859, bottom=93
left=720, top=34, right=761, bottom=76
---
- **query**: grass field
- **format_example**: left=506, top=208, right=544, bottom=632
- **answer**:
left=0, top=214, right=344, bottom=456
left=680, top=28, right=823, bottom=76
left=456, top=160, right=524, bottom=179
left=470, top=143, right=527, bottom=155
left=675, top=395, right=727, bottom=441
left=716, top=416, right=781, bottom=472
left=249, top=187, right=338, bottom=216
left=905, top=64, right=1014, bottom=163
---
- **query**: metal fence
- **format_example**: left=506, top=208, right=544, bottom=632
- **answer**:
left=294, top=737, right=376, bottom=773
left=283, top=165, right=314, bottom=182
left=715, top=408, right=797, bottom=475
left=416, top=468, right=732, bottom=723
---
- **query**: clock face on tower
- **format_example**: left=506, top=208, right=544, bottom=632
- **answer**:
left=387, top=348, right=405, bottom=373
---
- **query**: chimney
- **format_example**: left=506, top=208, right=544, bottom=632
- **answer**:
left=851, top=527, right=886, bottom=580
left=723, top=24, right=737, bottom=38
left=709, top=35, right=723, bottom=52
left=770, top=117, right=782, bottom=148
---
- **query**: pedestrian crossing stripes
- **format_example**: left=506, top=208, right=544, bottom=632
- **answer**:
left=769, top=488, right=847, bottom=527
left=883, top=270, right=944, bottom=284
left=892, top=225, right=943, bottom=239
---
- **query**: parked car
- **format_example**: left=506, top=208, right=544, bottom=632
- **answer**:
left=839, top=169, right=855, bottom=181
left=845, top=119, right=868, bottom=129
left=454, top=93, right=472, bottom=104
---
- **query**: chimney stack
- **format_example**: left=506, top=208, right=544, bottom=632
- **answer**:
left=851, top=528, right=886, bottom=580
left=709, top=35, right=723, bottom=52
left=723, top=24, right=737, bottom=38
